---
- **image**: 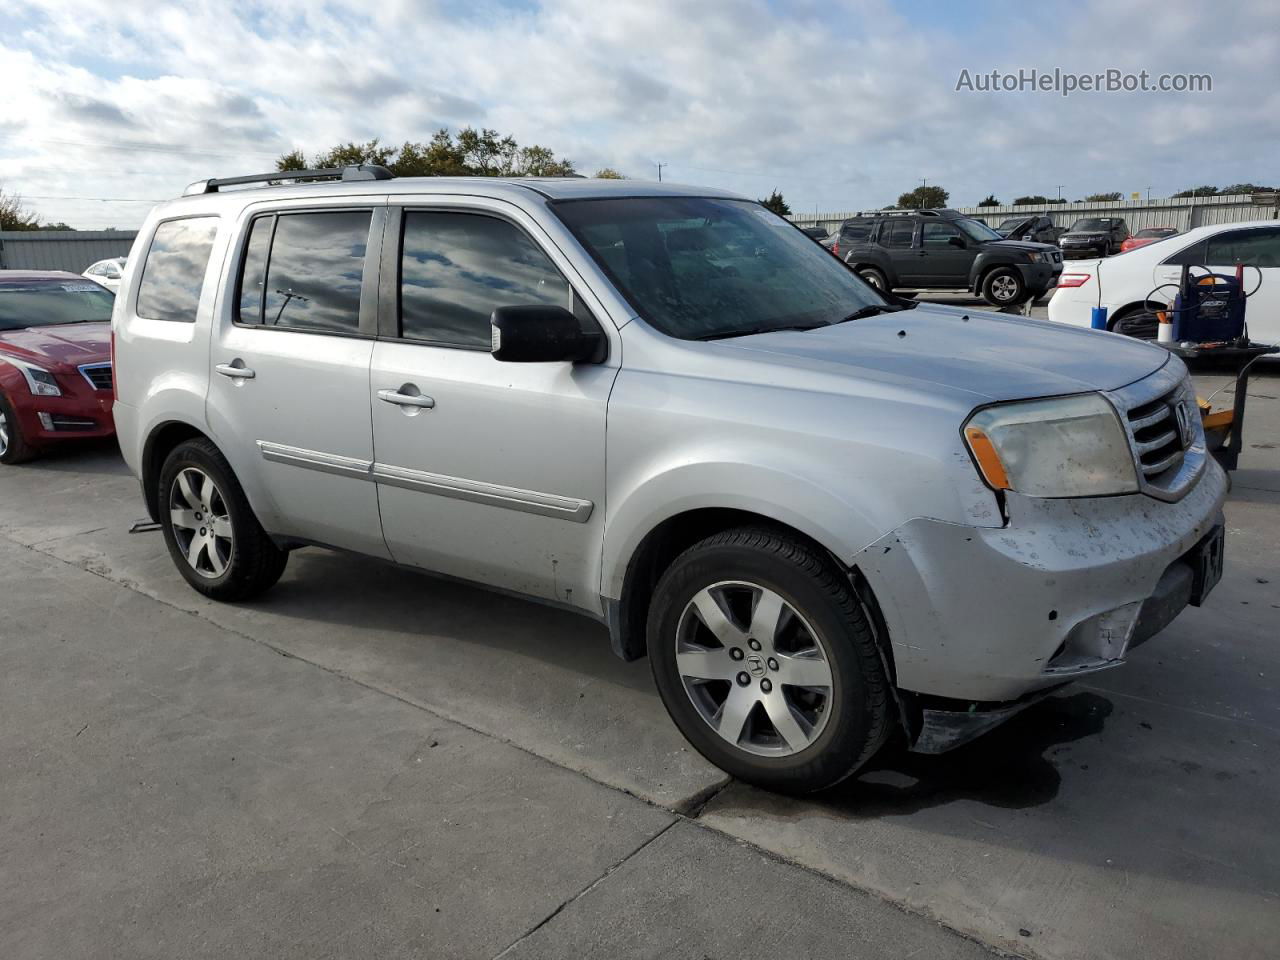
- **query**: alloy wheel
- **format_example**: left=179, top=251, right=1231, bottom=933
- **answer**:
left=0, top=409, right=8, bottom=457
left=991, top=274, right=1019, bottom=301
left=675, top=581, right=834, bottom=757
left=168, top=467, right=234, bottom=579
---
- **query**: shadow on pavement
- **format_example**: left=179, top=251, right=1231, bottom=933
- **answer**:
left=830, top=691, right=1114, bottom=814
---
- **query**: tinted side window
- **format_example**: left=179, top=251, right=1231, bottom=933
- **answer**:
left=1205, top=228, right=1280, bottom=268
left=840, top=221, right=872, bottom=242
left=922, top=222, right=962, bottom=246
left=400, top=211, right=571, bottom=348
left=882, top=219, right=915, bottom=248
left=136, top=217, right=218, bottom=322
left=1163, top=238, right=1208, bottom=266
left=236, top=216, right=274, bottom=325
left=261, top=211, right=370, bottom=333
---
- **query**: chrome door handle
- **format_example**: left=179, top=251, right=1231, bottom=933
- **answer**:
left=215, top=363, right=255, bottom=379
left=378, top=389, right=435, bottom=409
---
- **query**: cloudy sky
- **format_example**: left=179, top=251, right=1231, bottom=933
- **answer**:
left=2, top=0, right=1277, bottom=229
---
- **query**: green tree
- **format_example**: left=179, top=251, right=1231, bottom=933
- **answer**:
left=593, top=167, right=625, bottom=179
left=277, top=128, right=574, bottom=179
left=1172, top=185, right=1219, bottom=198
left=1220, top=183, right=1275, bottom=195
left=976, top=194, right=1000, bottom=207
left=1012, top=194, right=1050, bottom=206
left=759, top=189, right=792, bottom=216
left=1084, top=192, right=1122, bottom=202
left=1, top=184, right=39, bottom=230
left=895, top=185, right=949, bottom=209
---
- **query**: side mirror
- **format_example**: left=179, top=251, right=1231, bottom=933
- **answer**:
left=948, top=236, right=966, bottom=249
left=490, top=305, right=603, bottom=363
left=104, top=265, right=121, bottom=279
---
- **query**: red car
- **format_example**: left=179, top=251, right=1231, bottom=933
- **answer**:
left=0, top=271, right=116, bottom=464
left=1119, top=226, right=1178, bottom=253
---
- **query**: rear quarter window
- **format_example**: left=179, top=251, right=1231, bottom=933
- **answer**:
left=136, top=217, right=219, bottom=322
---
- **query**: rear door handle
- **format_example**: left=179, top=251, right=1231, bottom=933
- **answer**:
left=215, top=362, right=255, bottom=379
left=378, top=389, right=435, bottom=409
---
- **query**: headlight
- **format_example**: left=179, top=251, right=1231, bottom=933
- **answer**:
left=1025, top=251, right=1044, bottom=263
left=963, top=393, right=1137, bottom=498
left=0, top=355, right=62, bottom=397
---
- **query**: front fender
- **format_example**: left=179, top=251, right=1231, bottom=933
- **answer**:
left=601, top=459, right=885, bottom=600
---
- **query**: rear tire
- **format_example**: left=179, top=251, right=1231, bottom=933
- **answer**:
left=0, top=394, right=36, bottom=465
left=647, top=526, right=892, bottom=794
left=159, top=438, right=287, bottom=600
left=856, top=267, right=888, bottom=292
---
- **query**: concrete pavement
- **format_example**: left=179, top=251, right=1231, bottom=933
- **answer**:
left=1, top=363, right=1277, bottom=959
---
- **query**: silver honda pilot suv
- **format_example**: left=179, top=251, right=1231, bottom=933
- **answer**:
left=111, top=167, right=1227, bottom=793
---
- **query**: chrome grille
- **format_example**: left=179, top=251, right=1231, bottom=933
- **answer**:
left=78, top=362, right=112, bottom=391
left=1106, top=361, right=1205, bottom=503
left=1126, top=394, right=1184, bottom=480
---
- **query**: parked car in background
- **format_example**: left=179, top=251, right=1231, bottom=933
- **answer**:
left=0, top=271, right=115, bottom=464
left=112, top=169, right=1225, bottom=793
left=1048, top=220, right=1279, bottom=344
left=1060, top=217, right=1131, bottom=258
left=996, top=214, right=1062, bottom=245
left=799, top=225, right=829, bottom=241
left=83, top=256, right=128, bottom=292
left=1119, top=227, right=1179, bottom=253
left=823, top=209, right=1062, bottom=306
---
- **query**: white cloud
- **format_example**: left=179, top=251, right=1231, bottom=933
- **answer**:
left=2, top=0, right=1277, bottom=229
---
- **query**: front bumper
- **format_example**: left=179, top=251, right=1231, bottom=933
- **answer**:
left=1061, top=242, right=1107, bottom=259
left=7, top=387, right=115, bottom=447
left=855, top=457, right=1228, bottom=704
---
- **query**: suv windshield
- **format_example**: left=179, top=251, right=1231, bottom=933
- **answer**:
left=997, top=218, right=1029, bottom=231
left=554, top=197, right=887, bottom=340
left=955, top=218, right=1003, bottom=242
left=0, top=279, right=115, bottom=330
left=1070, top=219, right=1113, bottom=232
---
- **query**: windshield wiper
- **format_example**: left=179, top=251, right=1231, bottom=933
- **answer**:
left=835, top=302, right=916, bottom=324
left=695, top=323, right=824, bottom=341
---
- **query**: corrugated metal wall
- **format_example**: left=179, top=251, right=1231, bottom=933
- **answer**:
left=789, top=194, right=1279, bottom=234
left=0, top=230, right=138, bottom=273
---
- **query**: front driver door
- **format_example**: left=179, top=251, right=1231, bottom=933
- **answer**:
left=918, top=221, right=975, bottom=286
left=369, top=203, right=616, bottom=612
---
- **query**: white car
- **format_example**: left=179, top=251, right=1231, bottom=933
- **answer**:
left=1047, top=220, right=1280, bottom=345
left=82, top=257, right=127, bottom=292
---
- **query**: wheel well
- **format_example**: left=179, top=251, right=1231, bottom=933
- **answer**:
left=611, top=508, right=895, bottom=685
left=141, top=421, right=210, bottom=521
left=1107, top=300, right=1164, bottom=330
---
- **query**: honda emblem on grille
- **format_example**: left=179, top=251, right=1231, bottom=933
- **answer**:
left=1174, top=401, right=1192, bottom=449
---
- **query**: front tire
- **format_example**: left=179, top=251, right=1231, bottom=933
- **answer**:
left=159, top=438, right=287, bottom=600
left=647, top=527, right=892, bottom=794
left=981, top=267, right=1026, bottom=306
left=0, top=394, right=36, bottom=465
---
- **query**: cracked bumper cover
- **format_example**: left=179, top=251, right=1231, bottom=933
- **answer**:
left=855, top=456, right=1228, bottom=708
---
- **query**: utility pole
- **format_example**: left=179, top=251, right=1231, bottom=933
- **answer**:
left=920, top=178, right=928, bottom=188
left=1056, top=185, right=1064, bottom=202
left=656, top=162, right=667, bottom=182
left=1146, top=186, right=1153, bottom=203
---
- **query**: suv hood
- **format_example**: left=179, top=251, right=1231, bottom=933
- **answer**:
left=716, top=304, right=1167, bottom=402
left=984, top=238, right=1057, bottom=253
left=0, top=322, right=111, bottom=367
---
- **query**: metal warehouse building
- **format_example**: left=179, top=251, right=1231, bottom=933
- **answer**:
left=0, top=230, right=138, bottom=273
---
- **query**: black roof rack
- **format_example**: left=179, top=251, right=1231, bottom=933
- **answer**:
left=183, top=163, right=395, bottom=196
left=849, top=208, right=964, bottom=219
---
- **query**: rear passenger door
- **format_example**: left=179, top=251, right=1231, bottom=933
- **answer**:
left=878, top=218, right=923, bottom=285
left=368, top=201, right=615, bottom=612
left=205, top=203, right=391, bottom=559
left=1155, top=226, right=1280, bottom=344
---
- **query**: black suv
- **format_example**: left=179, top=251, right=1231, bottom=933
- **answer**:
left=1059, top=217, right=1130, bottom=259
left=821, top=209, right=1063, bottom=307
left=995, top=214, right=1062, bottom=245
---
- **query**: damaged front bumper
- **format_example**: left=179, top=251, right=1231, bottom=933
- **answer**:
left=855, top=456, right=1228, bottom=750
